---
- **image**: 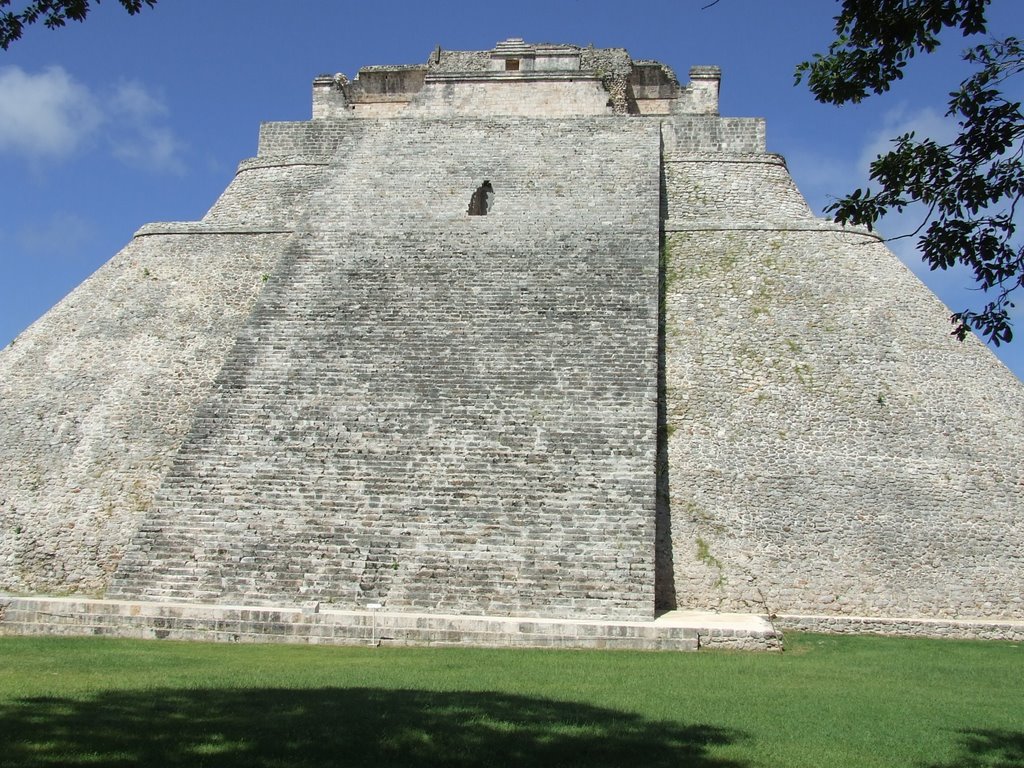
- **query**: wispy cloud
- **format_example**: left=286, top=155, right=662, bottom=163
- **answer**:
left=110, top=80, right=168, bottom=121
left=787, top=104, right=959, bottom=219
left=0, top=66, right=102, bottom=157
left=108, top=80, right=186, bottom=173
left=112, top=124, right=187, bottom=174
left=857, top=105, right=956, bottom=172
left=0, top=66, right=186, bottom=173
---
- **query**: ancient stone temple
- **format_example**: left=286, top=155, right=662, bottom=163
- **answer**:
left=1, top=39, right=1022, bottom=649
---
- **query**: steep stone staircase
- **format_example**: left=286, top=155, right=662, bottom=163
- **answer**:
left=109, top=118, right=663, bottom=621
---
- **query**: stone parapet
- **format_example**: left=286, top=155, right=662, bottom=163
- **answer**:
left=672, top=65, right=720, bottom=115
left=312, top=74, right=350, bottom=120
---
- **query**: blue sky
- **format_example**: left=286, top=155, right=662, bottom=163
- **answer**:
left=1, top=0, right=1022, bottom=380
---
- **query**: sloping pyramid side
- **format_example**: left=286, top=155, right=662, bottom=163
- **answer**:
left=0, top=243, right=291, bottom=596
left=659, top=140, right=1024, bottom=620
left=0, top=123, right=331, bottom=595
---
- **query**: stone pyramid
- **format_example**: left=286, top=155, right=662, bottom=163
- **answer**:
left=1, top=40, right=1021, bottom=643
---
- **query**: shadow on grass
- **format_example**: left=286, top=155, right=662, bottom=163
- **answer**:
left=0, top=687, right=747, bottom=767
left=925, top=729, right=1024, bottom=768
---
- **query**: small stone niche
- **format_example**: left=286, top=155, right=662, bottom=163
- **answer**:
left=468, top=180, right=494, bottom=215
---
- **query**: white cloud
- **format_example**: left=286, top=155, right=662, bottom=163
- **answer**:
left=0, top=66, right=103, bottom=157
left=0, top=67, right=186, bottom=173
left=839, top=105, right=958, bottom=245
left=789, top=105, right=959, bottom=218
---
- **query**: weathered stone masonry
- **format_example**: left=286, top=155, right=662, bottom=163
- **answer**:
left=108, top=117, right=662, bottom=621
left=1, top=39, right=1022, bottom=640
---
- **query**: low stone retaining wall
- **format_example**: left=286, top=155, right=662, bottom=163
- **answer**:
left=6, top=598, right=1014, bottom=651
left=0, top=596, right=714, bottom=651
left=777, top=614, right=1024, bottom=642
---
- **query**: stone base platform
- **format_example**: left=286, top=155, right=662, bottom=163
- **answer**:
left=0, top=595, right=782, bottom=651
left=776, top=613, right=1024, bottom=642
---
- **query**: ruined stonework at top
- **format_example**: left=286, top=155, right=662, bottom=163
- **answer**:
left=1, top=40, right=1021, bottom=631
left=309, top=37, right=721, bottom=118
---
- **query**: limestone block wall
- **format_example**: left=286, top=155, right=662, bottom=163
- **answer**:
left=405, top=76, right=613, bottom=117
left=311, top=77, right=349, bottom=120
left=201, top=158, right=329, bottom=229
left=0, top=232, right=290, bottom=595
left=349, top=103, right=410, bottom=118
left=666, top=117, right=766, bottom=153
left=663, top=154, right=812, bottom=222
left=671, top=66, right=720, bottom=115
left=110, top=118, right=661, bottom=620
left=257, top=121, right=356, bottom=159
left=660, top=225, right=1024, bottom=619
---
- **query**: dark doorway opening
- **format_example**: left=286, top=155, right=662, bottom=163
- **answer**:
left=468, top=180, right=494, bottom=216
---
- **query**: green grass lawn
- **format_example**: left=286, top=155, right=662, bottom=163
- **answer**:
left=0, top=632, right=1020, bottom=767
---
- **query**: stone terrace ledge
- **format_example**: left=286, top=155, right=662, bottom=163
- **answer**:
left=133, top=222, right=293, bottom=237
left=0, top=596, right=781, bottom=652
left=661, top=220, right=881, bottom=236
